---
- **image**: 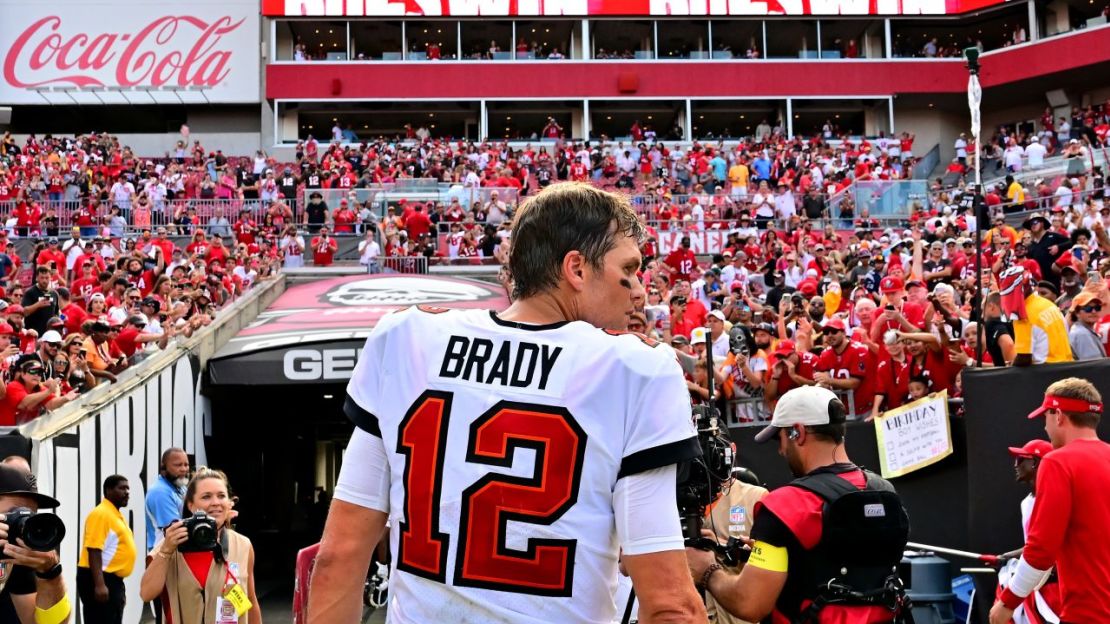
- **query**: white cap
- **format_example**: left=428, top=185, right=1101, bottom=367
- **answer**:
left=690, top=327, right=708, bottom=344
left=708, top=310, right=726, bottom=322
left=40, top=330, right=62, bottom=344
left=754, top=386, right=845, bottom=443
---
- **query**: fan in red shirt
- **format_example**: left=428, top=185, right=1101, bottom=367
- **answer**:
left=404, top=204, right=432, bottom=240
left=993, top=379, right=1110, bottom=624
left=765, top=340, right=818, bottom=405
left=233, top=211, right=258, bottom=245
left=663, top=236, right=698, bottom=284
left=333, top=200, right=357, bottom=234
left=311, top=227, right=339, bottom=266
left=814, top=318, right=873, bottom=415
left=569, top=160, right=588, bottom=181
left=36, top=240, right=66, bottom=271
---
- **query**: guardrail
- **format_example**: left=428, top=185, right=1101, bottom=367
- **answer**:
left=20, top=274, right=286, bottom=441
left=726, top=391, right=860, bottom=427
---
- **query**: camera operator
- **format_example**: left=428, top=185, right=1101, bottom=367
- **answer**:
left=687, top=386, right=910, bottom=623
left=0, top=464, right=70, bottom=624
left=703, top=466, right=768, bottom=624
left=140, top=467, right=260, bottom=624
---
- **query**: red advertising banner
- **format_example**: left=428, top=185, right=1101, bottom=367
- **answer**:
left=263, top=0, right=1006, bottom=16
left=0, top=0, right=260, bottom=105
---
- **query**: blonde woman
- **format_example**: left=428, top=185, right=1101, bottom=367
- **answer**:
left=141, top=468, right=261, bottom=624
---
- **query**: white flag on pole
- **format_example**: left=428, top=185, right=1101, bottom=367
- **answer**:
left=968, top=74, right=982, bottom=140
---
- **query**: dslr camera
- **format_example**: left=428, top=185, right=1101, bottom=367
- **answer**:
left=177, top=511, right=219, bottom=553
left=4, top=508, right=65, bottom=552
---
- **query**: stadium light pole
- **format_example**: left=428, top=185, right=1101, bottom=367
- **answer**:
left=964, top=47, right=985, bottom=368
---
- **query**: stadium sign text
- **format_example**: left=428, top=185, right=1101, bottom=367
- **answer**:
left=265, top=0, right=997, bottom=16
left=0, top=0, right=260, bottom=104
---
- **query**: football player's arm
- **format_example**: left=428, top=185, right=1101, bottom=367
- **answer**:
left=620, top=355, right=706, bottom=623
left=308, top=428, right=390, bottom=624
left=617, top=467, right=707, bottom=624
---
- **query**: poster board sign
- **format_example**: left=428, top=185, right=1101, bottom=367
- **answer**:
left=874, top=391, right=952, bottom=478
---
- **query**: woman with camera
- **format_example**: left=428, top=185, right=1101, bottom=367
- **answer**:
left=140, top=468, right=261, bottom=624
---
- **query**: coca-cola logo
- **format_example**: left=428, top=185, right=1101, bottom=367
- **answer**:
left=3, top=14, right=245, bottom=89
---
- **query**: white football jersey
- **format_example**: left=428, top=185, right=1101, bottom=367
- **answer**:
left=343, top=306, right=699, bottom=623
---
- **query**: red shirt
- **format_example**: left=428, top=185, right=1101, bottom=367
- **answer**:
left=663, top=249, right=697, bottom=284
left=115, top=326, right=142, bottom=357
left=767, top=351, right=818, bottom=397
left=1002, top=439, right=1110, bottom=623
left=405, top=211, right=432, bottom=240
left=0, top=380, right=45, bottom=426
left=62, top=302, right=87, bottom=336
left=815, top=342, right=872, bottom=415
left=311, top=236, right=338, bottom=266
left=873, top=354, right=911, bottom=410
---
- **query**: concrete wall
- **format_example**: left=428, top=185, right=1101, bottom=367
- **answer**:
left=21, top=276, right=286, bottom=623
left=892, top=101, right=965, bottom=169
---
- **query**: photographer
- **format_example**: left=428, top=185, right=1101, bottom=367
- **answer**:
left=0, top=464, right=70, bottom=624
left=687, top=387, right=910, bottom=623
left=140, top=467, right=260, bottom=624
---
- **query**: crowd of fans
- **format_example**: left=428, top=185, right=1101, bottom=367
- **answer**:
left=0, top=102, right=1106, bottom=426
left=0, top=133, right=281, bottom=426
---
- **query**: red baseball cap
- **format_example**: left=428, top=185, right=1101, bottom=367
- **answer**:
left=823, top=318, right=847, bottom=333
left=880, top=276, right=904, bottom=293
left=1028, top=394, right=1104, bottom=419
left=0, top=323, right=12, bottom=336
left=1007, top=439, right=1053, bottom=459
left=6, top=305, right=23, bottom=315
left=774, top=339, right=797, bottom=357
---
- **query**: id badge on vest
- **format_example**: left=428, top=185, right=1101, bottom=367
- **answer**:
left=216, top=563, right=251, bottom=623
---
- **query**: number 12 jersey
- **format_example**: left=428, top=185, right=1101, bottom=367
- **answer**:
left=340, top=306, right=700, bottom=623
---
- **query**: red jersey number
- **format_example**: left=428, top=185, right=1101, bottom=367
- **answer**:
left=397, top=391, right=586, bottom=596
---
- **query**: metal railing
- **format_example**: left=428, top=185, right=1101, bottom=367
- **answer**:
left=306, top=184, right=521, bottom=216
left=726, top=391, right=861, bottom=428
left=380, top=256, right=429, bottom=274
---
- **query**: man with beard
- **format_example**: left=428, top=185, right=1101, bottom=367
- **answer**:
left=143, top=447, right=189, bottom=623
left=1023, top=215, right=1071, bottom=288
left=687, top=386, right=909, bottom=623
left=814, top=318, right=871, bottom=417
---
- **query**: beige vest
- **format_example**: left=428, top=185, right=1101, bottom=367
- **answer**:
left=704, top=481, right=768, bottom=624
left=163, top=529, right=252, bottom=624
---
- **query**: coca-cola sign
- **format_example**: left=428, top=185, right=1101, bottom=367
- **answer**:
left=0, top=0, right=259, bottom=104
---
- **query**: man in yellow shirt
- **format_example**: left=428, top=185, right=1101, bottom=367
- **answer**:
left=77, top=475, right=136, bottom=624
left=728, top=159, right=750, bottom=200
left=999, top=266, right=1073, bottom=365
left=1006, top=174, right=1026, bottom=207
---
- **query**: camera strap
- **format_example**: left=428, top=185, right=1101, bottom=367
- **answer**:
left=212, top=528, right=229, bottom=565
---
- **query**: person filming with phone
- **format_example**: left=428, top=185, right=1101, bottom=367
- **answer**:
left=140, top=467, right=261, bottom=624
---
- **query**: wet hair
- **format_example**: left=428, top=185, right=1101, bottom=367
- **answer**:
left=508, top=183, right=643, bottom=300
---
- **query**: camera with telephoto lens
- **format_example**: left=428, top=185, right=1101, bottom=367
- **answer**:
left=177, top=511, right=218, bottom=553
left=675, top=404, right=734, bottom=535
left=4, top=507, right=65, bottom=552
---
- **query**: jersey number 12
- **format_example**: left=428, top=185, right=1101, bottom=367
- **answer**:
left=396, top=390, right=587, bottom=596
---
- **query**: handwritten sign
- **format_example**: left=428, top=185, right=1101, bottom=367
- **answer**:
left=874, top=391, right=952, bottom=478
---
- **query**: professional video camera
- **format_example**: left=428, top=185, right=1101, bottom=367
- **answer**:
left=4, top=508, right=65, bottom=552
left=177, top=511, right=219, bottom=553
left=674, top=325, right=748, bottom=567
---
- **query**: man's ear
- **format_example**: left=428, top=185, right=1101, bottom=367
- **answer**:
left=563, top=251, right=587, bottom=292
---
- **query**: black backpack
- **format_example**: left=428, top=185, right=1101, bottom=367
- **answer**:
left=788, top=468, right=913, bottom=624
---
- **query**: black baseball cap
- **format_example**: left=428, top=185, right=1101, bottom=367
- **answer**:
left=0, top=464, right=59, bottom=508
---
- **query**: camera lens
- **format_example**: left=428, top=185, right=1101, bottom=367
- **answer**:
left=192, top=523, right=217, bottom=550
left=22, top=514, right=66, bottom=552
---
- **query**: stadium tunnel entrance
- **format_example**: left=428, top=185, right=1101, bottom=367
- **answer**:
left=202, top=274, right=510, bottom=590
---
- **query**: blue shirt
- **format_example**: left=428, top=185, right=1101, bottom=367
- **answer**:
left=752, top=157, right=772, bottom=179
left=710, top=157, right=728, bottom=181
left=145, top=475, right=184, bottom=551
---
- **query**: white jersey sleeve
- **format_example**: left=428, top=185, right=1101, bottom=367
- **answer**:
left=344, top=307, right=411, bottom=435
left=619, top=347, right=700, bottom=478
